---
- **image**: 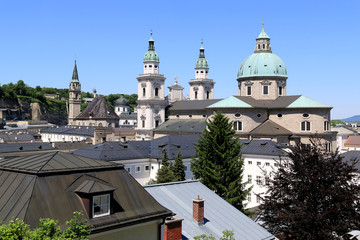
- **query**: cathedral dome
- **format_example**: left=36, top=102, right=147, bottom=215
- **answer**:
left=237, top=52, right=287, bottom=79
left=115, top=96, right=129, bottom=106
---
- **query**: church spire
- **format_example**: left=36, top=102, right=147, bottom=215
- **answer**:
left=148, top=30, right=155, bottom=51
left=254, top=21, right=272, bottom=53
left=72, top=57, right=79, bottom=82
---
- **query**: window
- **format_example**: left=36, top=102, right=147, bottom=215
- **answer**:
left=248, top=175, right=252, bottom=183
left=195, top=91, right=198, bottom=99
left=248, top=193, right=252, bottom=202
left=206, top=91, right=209, bottom=99
left=201, top=71, right=204, bottom=73
left=324, top=121, right=330, bottom=131
left=149, top=65, right=152, bottom=68
left=247, top=86, right=252, bottom=96
left=262, top=44, right=265, bottom=49
left=256, top=195, right=261, bottom=204
left=258, top=44, right=260, bottom=49
left=277, top=113, right=283, bottom=118
left=265, top=176, right=270, bottom=186
left=155, top=120, right=159, bottom=127
left=265, top=162, right=270, bottom=166
left=155, top=88, right=159, bottom=97
left=257, top=162, right=261, bottom=166
left=248, top=161, right=252, bottom=165
left=325, top=142, right=332, bottom=152
left=279, top=86, right=283, bottom=96
left=142, top=120, right=145, bottom=128
left=263, top=85, right=269, bottom=95
left=189, top=115, right=192, bottom=118
left=235, top=113, right=241, bottom=118
left=93, top=194, right=110, bottom=218
left=256, top=176, right=262, bottom=185
left=154, top=65, right=158, bottom=68
left=143, top=88, right=146, bottom=97
left=301, top=121, right=311, bottom=131
left=135, top=166, right=141, bottom=172
left=274, top=163, right=279, bottom=167
left=126, top=167, right=131, bottom=172
left=145, top=165, right=150, bottom=171
left=233, top=121, right=242, bottom=131
left=176, top=114, right=179, bottom=118
left=184, top=165, right=188, bottom=171
left=302, top=113, right=309, bottom=118
left=257, top=113, right=262, bottom=118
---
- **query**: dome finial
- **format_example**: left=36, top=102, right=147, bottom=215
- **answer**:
left=174, top=76, right=178, bottom=84
left=150, top=29, right=152, bottom=36
left=201, top=38, right=203, bottom=45
left=262, top=18, right=264, bottom=26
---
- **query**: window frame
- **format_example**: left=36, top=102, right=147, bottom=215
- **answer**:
left=233, top=121, right=242, bottom=131
left=92, top=194, right=110, bottom=218
left=263, top=85, right=269, bottom=95
left=247, top=86, right=252, bottom=96
left=301, top=121, right=311, bottom=131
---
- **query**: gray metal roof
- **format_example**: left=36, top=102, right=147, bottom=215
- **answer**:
left=40, top=125, right=95, bottom=136
left=0, top=142, right=54, bottom=153
left=249, top=120, right=293, bottom=136
left=145, top=181, right=275, bottom=240
left=76, top=96, right=119, bottom=120
left=0, top=151, right=119, bottom=175
left=154, top=119, right=206, bottom=134
left=0, top=152, right=172, bottom=231
left=341, top=151, right=360, bottom=172
left=169, top=99, right=221, bottom=111
left=240, top=139, right=287, bottom=156
left=0, top=133, right=38, bottom=142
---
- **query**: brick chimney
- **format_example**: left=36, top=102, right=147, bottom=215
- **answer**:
left=164, top=216, right=183, bottom=240
left=193, top=195, right=205, bottom=225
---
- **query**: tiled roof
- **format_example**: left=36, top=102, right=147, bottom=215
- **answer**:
left=145, top=181, right=275, bottom=240
left=76, top=96, right=119, bottom=119
left=344, top=136, right=360, bottom=147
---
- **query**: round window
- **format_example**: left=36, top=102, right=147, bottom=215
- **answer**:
left=303, top=113, right=309, bottom=118
left=154, top=65, right=158, bottom=68
left=257, top=113, right=262, bottom=118
left=202, top=114, right=206, bottom=118
left=277, top=113, right=283, bottom=118
left=235, top=113, right=241, bottom=118
left=144, top=65, right=147, bottom=68
left=189, top=115, right=192, bottom=118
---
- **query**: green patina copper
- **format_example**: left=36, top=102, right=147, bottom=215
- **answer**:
left=195, top=44, right=209, bottom=68
left=257, top=26, right=270, bottom=39
left=144, top=35, right=159, bottom=62
left=287, top=95, right=331, bottom=108
left=207, top=96, right=253, bottom=108
left=237, top=52, right=287, bottom=79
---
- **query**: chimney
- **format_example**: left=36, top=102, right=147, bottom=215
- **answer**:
left=193, top=195, right=205, bottom=225
left=164, top=216, right=183, bottom=240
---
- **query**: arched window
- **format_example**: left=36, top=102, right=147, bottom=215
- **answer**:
left=233, top=121, right=242, bottom=131
left=263, top=44, right=265, bottom=49
left=195, top=91, right=198, bottom=99
left=206, top=91, right=209, bottom=99
left=279, top=86, right=283, bottom=96
left=98, top=123, right=102, bottom=127
left=155, top=120, right=159, bottom=127
left=143, top=88, right=146, bottom=97
left=155, top=88, right=159, bottom=97
left=258, top=44, right=260, bottom=49
left=301, top=121, right=311, bottom=131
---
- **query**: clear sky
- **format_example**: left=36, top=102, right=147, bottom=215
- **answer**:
left=0, top=0, right=359, bottom=119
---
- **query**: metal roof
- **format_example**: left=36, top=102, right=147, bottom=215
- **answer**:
left=76, top=96, right=119, bottom=120
left=0, top=133, right=38, bottom=142
left=0, top=151, right=119, bottom=175
left=249, top=120, right=293, bottom=136
left=153, top=119, right=206, bottom=134
left=145, top=181, right=275, bottom=240
left=0, top=152, right=172, bottom=231
left=40, top=125, right=95, bottom=136
left=0, top=142, right=54, bottom=153
left=286, top=95, right=331, bottom=108
left=169, top=99, right=221, bottom=111
left=341, top=151, right=360, bottom=172
left=240, top=139, right=287, bottom=156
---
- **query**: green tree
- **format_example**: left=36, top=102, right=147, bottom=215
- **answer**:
left=261, top=141, right=360, bottom=239
left=191, top=112, right=250, bottom=215
left=331, top=119, right=345, bottom=127
left=155, top=150, right=176, bottom=183
left=173, top=151, right=186, bottom=181
left=194, top=230, right=235, bottom=240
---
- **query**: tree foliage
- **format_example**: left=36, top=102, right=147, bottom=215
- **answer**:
left=261, top=140, right=360, bottom=240
left=191, top=112, right=250, bottom=215
left=173, top=151, right=186, bottom=181
left=331, top=119, right=345, bottom=127
left=194, top=230, right=235, bottom=240
left=0, top=211, right=90, bottom=239
left=154, top=150, right=177, bottom=183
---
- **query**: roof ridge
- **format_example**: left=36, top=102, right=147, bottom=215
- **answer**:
left=37, top=152, right=58, bottom=173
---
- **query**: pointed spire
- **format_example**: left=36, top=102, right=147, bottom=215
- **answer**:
left=148, top=29, right=155, bottom=51
left=257, top=20, right=270, bottom=39
left=72, top=57, right=79, bottom=82
left=199, top=39, right=205, bottom=58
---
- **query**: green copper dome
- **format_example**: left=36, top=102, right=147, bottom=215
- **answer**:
left=195, top=45, right=209, bottom=68
left=237, top=52, right=287, bottom=79
left=144, top=35, right=159, bottom=62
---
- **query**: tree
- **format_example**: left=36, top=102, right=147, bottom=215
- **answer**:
left=191, top=112, right=250, bottom=214
left=0, top=211, right=90, bottom=239
left=331, top=119, right=345, bottom=127
left=173, top=151, right=186, bottom=181
left=155, top=149, right=176, bottom=183
left=194, top=230, right=235, bottom=240
left=261, top=140, right=360, bottom=240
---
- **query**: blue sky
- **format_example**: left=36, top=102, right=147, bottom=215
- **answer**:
left=0, top=0, right=359, bottom=119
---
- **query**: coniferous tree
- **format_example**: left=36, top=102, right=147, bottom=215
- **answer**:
left=191, top=111, right=250, bottom=214
left=174, top=151, right=186, bottom=181
left=155, top=149, right=176, bottom=183
left=261, top=141, right=360, bottom=239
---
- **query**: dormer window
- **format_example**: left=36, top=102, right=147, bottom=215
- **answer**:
left=93, top=194, right=110, bottom=218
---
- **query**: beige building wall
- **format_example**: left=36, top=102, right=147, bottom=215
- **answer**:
left=239, top=79, right=286, bottom=100
left=223, top=109, right=267, bottom=133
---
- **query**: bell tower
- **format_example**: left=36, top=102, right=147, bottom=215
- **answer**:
left=68, top=58, right=81, bottom=125
left=189, top=42, right=215, bottom=100
left=135, top=32, right=166, bottom=140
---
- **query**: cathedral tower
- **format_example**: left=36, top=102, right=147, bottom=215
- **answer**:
left=68, top=58, right=81, bottom=125
left=135, top=32, right=166, bottom=141
left=189, top=42, right=215, bottom=100
left=237, top=22, right=288, bottom=100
